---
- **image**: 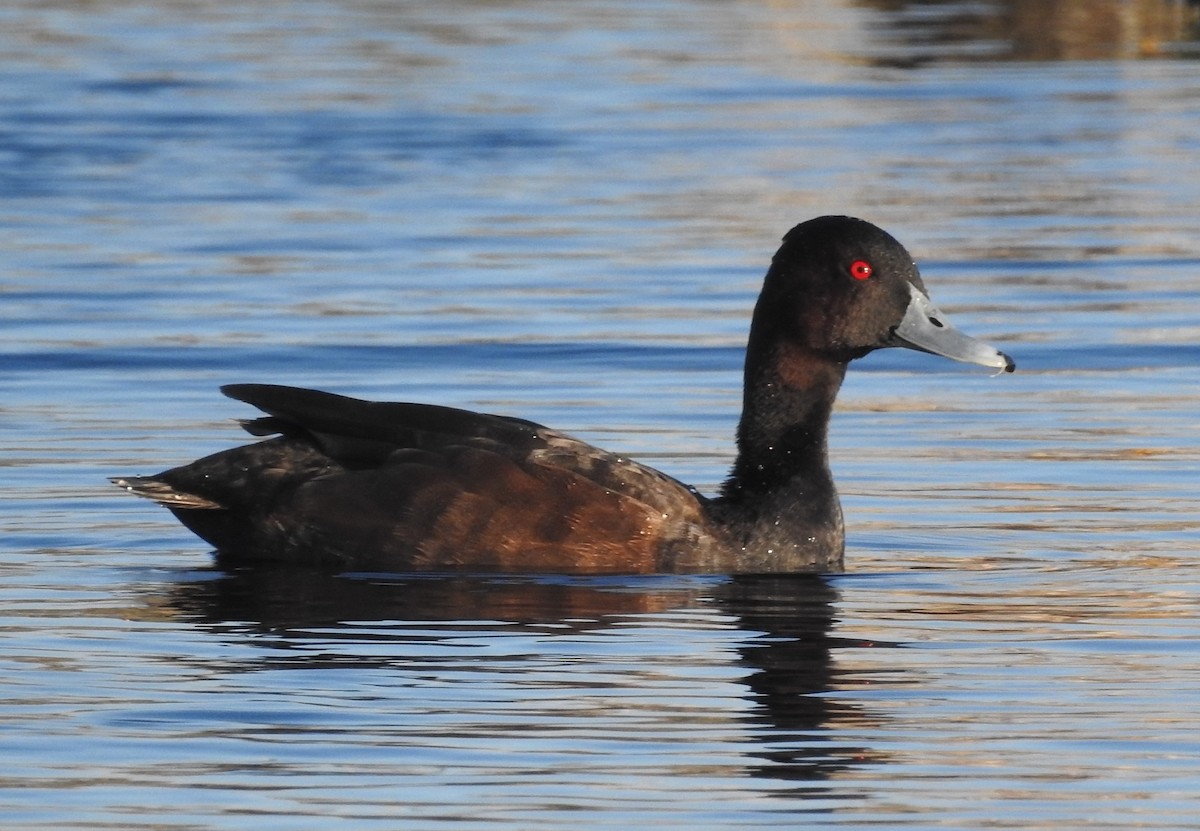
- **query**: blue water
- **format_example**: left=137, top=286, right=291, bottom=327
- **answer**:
left=3, top=1, right=1200, bottom=828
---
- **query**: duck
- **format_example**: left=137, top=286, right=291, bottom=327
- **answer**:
left=112, top=216, right=1013, bottom=574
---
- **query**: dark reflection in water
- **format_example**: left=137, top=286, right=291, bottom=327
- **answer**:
left=715, top=576, right=887, bottom=784
left=166, top=567, right=711, bottom=634
left=160, top=568, right=884, bottom=786
left=860, top=0, right=1200, bottom=64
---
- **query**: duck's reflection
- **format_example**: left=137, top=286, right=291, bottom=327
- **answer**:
left=713, top=575, right=887, bottom=782
left=160, top=566, right=886, bottom=786
left=166, top=566, right=713, bottom=632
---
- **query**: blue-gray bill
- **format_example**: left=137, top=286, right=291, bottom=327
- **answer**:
left=890, top=282, right=1015, bottom=373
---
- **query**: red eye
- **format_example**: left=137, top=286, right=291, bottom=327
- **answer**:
left=849, top=260, right=873, bottom=281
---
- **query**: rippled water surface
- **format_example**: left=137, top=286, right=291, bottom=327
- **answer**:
left=3, top=1, right=1200, bottom=828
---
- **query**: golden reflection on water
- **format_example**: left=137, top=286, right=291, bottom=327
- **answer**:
left=855, top=0, right=1199, bottom=62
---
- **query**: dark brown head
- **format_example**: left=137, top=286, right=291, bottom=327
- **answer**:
left=752, top=215, right=1014, bottom=371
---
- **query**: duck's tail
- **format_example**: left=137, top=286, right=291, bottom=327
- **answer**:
left=110, top=476, right=223, bottom=510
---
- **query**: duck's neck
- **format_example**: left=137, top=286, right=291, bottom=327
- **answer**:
left=727, top=340, right=846, bottom=496
left=716, top=340, right=848, bottom=569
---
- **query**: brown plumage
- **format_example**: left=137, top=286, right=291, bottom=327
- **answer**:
left=113, top=216, right=1013, bottom=573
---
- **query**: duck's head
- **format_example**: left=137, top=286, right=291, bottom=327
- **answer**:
left=757, top=215, right=1014, bottom=373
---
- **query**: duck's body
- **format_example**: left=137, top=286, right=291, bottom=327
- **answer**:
left=121, top=384, right=805, bottom=573
left=114, top=216, right=1013, bottom=573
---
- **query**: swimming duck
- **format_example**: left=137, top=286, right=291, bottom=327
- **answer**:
left=113, top=216, right=1013, bottom=573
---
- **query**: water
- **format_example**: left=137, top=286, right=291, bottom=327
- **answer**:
left=3, top=0, right=1200, bottom=827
